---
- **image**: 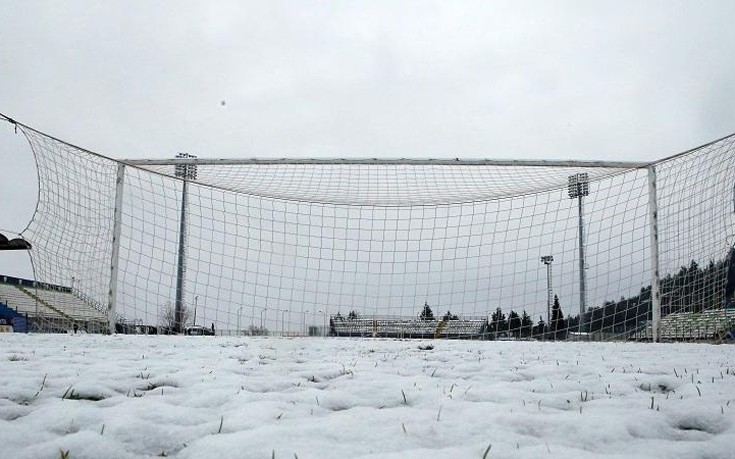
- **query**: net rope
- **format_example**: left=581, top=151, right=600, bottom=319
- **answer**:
left=2, top=115, right=735, bottom=341
left=136, top=161, right=634, bottom=206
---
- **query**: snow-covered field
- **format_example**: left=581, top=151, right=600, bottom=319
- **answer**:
left=1, top=335, right=734, bottom=459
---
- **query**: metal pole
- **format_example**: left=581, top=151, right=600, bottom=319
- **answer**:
left=547, top=262, right=553, bottom=325
left=108, top=163, right=125, bottom=334
left=578, top=194, right=587, bottom=331
left=319, top=311, right=327, bottom=336
left=647, top=166, right=661, bottom=342
left=173, top=153, right=196, bottom=334
left=569, top=173, right=589, bottom=335
left=541, top=255, right=554, bottom=329
left=174, top=178, right=188, bottom=333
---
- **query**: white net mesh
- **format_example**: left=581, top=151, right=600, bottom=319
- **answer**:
left=138, top=160, right=635, bottom=206
left=4, top=117, right=735, bottom=341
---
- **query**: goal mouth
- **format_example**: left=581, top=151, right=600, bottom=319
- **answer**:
left=3, top=112, right=735, bottom=342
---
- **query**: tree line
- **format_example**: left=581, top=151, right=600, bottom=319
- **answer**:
left=334, top=253, right=735, bottom=339
left=582, top=257, right=733, bottom=335
left=421, top=300, right=567, bottom=340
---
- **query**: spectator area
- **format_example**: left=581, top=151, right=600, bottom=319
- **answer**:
left=331, top=315, right=487, bottom=339
left=633, top=309, right=735, bottom=341
left=0, top=275, right=107, bottom=332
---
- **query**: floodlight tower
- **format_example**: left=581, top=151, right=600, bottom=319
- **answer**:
left=541, top=256, right=554, bottom=326
left=174, top=152, right=197, bottom=333
left=281, top=309, right=289, bottom=336
left=568, top=173, right=589, bottom=332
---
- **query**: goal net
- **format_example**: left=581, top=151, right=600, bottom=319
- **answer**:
left=4, top=116, right=735, bottom=341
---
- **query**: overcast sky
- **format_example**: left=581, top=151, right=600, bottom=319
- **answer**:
left=2, top=0, right=735, bottom=279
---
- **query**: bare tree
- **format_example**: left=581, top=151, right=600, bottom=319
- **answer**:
left=247, top=324, right=269, bottom=336
left=159, top=301, right=191, bottom=334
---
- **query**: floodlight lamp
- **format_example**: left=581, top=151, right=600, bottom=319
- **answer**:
left=175, top=152, right=198, bottom=180
left=568, top=173, right=589, bottom=198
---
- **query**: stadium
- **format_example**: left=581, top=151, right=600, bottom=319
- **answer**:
left=5, top=5, right=735, bottom=457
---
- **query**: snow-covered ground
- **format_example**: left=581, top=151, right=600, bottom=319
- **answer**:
left=1, top=335, right=734, bottom=459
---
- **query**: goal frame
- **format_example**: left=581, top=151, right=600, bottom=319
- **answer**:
left=119, top=157, right=663, bottom=341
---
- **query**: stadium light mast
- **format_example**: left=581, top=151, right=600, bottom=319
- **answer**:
left=568, top=173, right=589, bottom=333
left=281, top=309, right=289, bottom=336
left=541, top=256, right=554, bottom=326
left=260, top=307, right=268, bottom=331
left=174, top=152, right=197, bottom=334
left=317, top=310, right=327, bottom=336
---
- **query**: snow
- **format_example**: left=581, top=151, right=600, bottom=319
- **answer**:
left=1, top=335, right=734, bottom=459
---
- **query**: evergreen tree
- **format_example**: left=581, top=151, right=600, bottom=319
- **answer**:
left=726, top=247, right=735, bottom=307
left=490, top=307, right=507, bottom=338
left=520, top=310, right=533, bottom=338
left=584, top=256, right=730, bottom=335
left=551, top=295, right=566, bottom=340
left=532, top=316, right=546, bottom=339
left=419, top=302, right=435, bottom=321
left=442, top=310, right=459, bottom=321
left=507, top=310, right=521, bottom=338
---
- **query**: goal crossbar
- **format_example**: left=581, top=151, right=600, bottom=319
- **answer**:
left=123, top=157, right=650, bottom=168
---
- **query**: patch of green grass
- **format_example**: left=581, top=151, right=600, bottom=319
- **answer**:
left=61, top=386, right=106, bottom=401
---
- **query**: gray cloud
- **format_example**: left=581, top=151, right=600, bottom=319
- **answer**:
left=2, top=0, right=735, bottom=281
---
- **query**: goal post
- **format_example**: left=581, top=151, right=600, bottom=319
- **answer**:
left=3, top=113, right=735, bottom=341
left=108, top=163, right=125, bottom=334
left=647, top=165, right=661, bottom=342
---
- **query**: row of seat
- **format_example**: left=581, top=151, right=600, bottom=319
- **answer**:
left=633, top=309, right=735, bottom=340
left=331, top=316, right=486, bottom=338
left=0, top=281, right=106, bottom=323
left=31, top=288, right=107, bottom=320
left=0, top=282, right=67, bottom=320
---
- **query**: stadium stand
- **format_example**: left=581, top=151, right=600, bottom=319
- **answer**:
left=0, top=275, right=107, bottom=332
left=633, top=309, right=735, bottom=341
left=0, top=300, right=27, bottom=332
left=330, top=315, right=488, bottom=339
